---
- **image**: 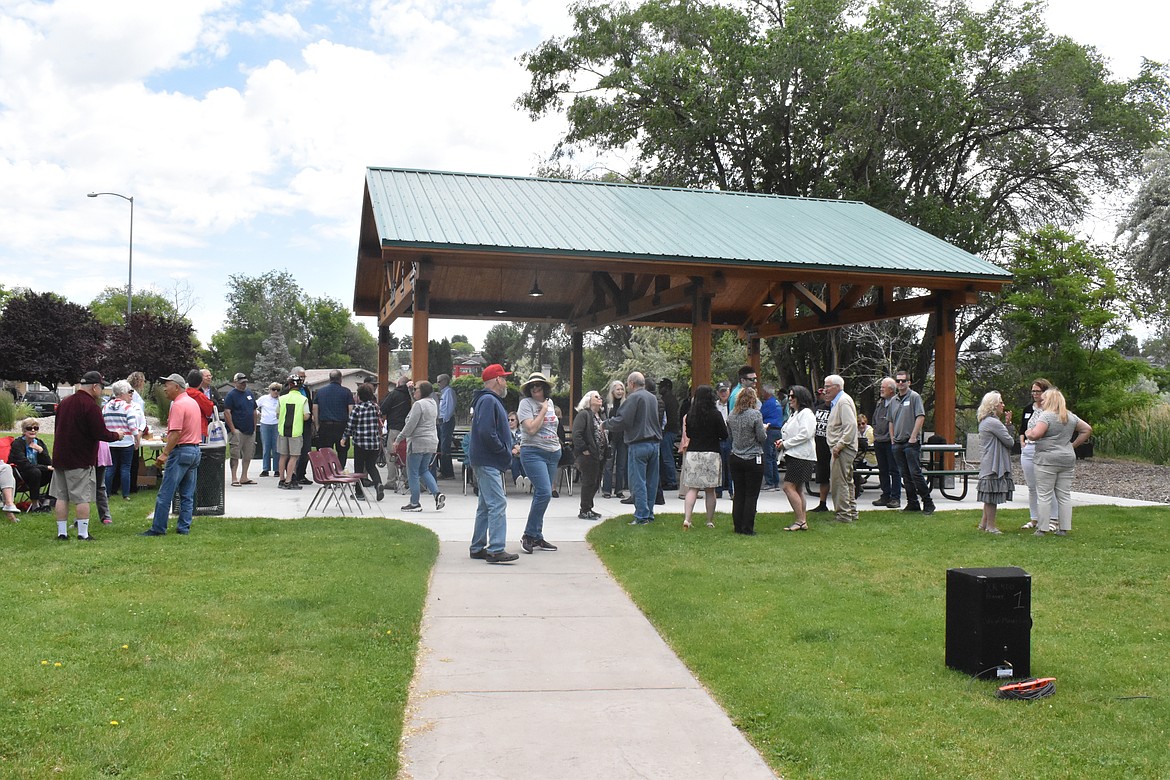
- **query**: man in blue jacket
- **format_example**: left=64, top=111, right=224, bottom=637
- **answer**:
left=465, top=364, right=519, bottom=563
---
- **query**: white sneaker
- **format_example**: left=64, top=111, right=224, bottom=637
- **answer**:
left=1, top=503, right=19, bottom=513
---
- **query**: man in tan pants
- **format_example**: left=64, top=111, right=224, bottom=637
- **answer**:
left=823, top=374, right=859, bottom=523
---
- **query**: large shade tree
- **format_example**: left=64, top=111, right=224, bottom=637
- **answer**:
left=520, top=0, right=1169, bottom=395
left=1118, top=144, right=1170, bottom=322
left=99, top=311, right=198, bottom=383
left=0, top=290, right=105, bottom=388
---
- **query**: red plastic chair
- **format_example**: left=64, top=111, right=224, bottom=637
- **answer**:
left=305, top=450, right=361, bottom=517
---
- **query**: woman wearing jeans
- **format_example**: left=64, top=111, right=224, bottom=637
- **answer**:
left=102, top=380, right=142, bottom=501
left=256, top=382, right=281, bottom=476
left=517, top=372, right=560, bottom=554
left=394, top=381, right=444, bottom=512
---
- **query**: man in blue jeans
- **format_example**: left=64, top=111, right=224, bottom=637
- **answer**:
left=870, top=377, right=901, bottom=508
left=142, top=374, right=204, bottom=536
left=465, top=364, right=518, bottom=563
left=889, top=370, right=935, bottom=516
left=604, top=371, right=662, bottom=525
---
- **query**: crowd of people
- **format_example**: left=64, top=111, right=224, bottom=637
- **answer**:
left=3, top=362, right=1094, bottom=549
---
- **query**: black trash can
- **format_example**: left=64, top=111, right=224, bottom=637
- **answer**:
left=172, top=443, right=226, bottom=516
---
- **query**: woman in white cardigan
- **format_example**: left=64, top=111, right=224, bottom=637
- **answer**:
left=776, top=385, right=818, bottom=531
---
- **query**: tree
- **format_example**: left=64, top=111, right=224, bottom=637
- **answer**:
left=1002, top=226, right=1146, bottom=421
left=521, top=0, right=1169, bottom=381
left=428, top=338, right=453, bottom=380
left=1118, top=145, right=1170, bottom=321
left=482, top=323, right=526, bottom=368
left=0, top=290, right=105, bottom=388
left=89, top=286, right=185, bottom=327
left=252, top=318, right=297, bottom=386
left=99, top=312, right=198, bottom=383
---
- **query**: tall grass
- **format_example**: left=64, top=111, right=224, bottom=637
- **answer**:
left=1094, top=403, right=1170, bottom=464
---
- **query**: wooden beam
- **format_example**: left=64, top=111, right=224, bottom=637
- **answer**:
left=756, top=290, right=978, bottom=338
left=788, top=282, right=827, bottom=314
left=570, top=276, right=726, bottom=332
left=377, top=325, right=390, bottom=399
left=569, top=332, right=584, bottom=426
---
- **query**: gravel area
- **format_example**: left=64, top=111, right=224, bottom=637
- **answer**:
left=1011, top=456, right=1170, bottom=505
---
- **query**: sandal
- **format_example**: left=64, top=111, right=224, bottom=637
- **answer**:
left=706, top=521, right=715, bottom=528
left=682, top=519, right=692, bottom=530
left=240, top=479, right=256, bottom=485
left=783, top=521, right=808, bottom=532
left=231, top=481, right=241, bottom=487
left=1021, top=520, right=1036, bottom=530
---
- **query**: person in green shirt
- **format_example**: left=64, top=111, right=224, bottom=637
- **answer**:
left=277, top=376, right=311, bottom=490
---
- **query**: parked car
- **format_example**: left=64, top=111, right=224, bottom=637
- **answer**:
left=24, top=389, right=60, bottom=416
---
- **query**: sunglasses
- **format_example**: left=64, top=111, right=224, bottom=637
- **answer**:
left=25, top=426, right=40, bottom=431
left=744, top=376, right=757, bottom=381
left=895, top=378, right=910, bottom=383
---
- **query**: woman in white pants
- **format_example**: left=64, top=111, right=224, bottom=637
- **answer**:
left=1025, top=388, right=1092, bottom=536
left=1019, top=378, right=1058, bottom=529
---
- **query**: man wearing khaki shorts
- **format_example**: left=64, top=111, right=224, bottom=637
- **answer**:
left=49, top=371, right=120, bottom=541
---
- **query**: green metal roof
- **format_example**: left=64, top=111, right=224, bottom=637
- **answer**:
left=365, top=167, right=1010, bottom=280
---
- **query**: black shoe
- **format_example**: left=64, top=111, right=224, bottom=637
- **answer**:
left=552, top=490, right=560, bottom=498
left=78, top=534, right=95, bottom=541
left=469, top=549, right=490, bottom=560
left=533, top=538, right=557, bottom=551
left=922, top=503, right=936, bottom=516
left=810, top=504, right=829, bottom=513
left=278, top=481, right=289, bottom=490
left=871, top=495, right=890, bottom=506
left=602, top=492, right=611, bottom=499
left=902, top=505, right=922, bottom=513
left=259, top=471, right=269, bottom=477
left=628, top=518, right=651, bottom=525
left=620, top=496, right=635, bottom=505
left=435, top=493, right=446, bottom=510
left=401, top=503, right=423, bottom=512
left=288, top=483, right=303, bottom=490
left=56, top=534, right=69, bottom=541
left=375, top=484, right=385, bottom=502
left=139, top=530, right=165, bottom=536
left=885, top=498, right=902, bottom=508
left=589, top=510, right=601, bottom=519
left=520, top=535, right=534, bottom=554
left=484, top=550, right=519, bottom=563
left=578, top=511, right=594, bottom=519
left=296, top=477, right=312, bottom=486
left=614, top=491, right=625, bottom=499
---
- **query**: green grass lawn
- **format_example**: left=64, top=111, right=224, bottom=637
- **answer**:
left=0, top=504, right=437, bottom=779
left=589, top=504, right=1170, bottom=780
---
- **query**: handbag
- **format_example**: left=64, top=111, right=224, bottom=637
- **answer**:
left=207, top=408, right=228, bottom=446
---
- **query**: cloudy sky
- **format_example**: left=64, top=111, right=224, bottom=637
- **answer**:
left=1, top=0, right=1167, bottom=353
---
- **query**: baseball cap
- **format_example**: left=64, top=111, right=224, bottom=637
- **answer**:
left=159, top=373, right=187, bottom=387
left=716, top=381, right=730, bottom=390
left=79, top=371, right=105, bottom=386
left=233, top=372, right=249, bottom=382
left=481, top=364, right=512, bottom=381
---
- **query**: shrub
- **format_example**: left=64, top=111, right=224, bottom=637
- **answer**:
left=0, top=391, right=13, bottom=431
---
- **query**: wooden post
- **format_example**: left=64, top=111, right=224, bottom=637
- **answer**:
left=377, top=324, right=391, bottom=399
left=934, top=302, right=958, bottom=464
left=569, top=331, right=584, bottom=426
left=691, top=285, right=712, bottom=387
left=412, top=279, right=429, bottom=381
left=748, top=333, right=761, bottom=378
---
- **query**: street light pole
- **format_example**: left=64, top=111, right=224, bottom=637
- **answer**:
left=87, top=191, right=134, bottom=322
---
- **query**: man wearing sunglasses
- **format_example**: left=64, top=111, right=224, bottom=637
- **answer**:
left=889, top=371, right=935, bottom=516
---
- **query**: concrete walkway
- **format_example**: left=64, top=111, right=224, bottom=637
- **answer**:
left=216, top=467, right=1162, bottom=779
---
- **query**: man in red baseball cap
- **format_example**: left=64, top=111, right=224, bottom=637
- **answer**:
left=465, top=365, right=518, bottom=563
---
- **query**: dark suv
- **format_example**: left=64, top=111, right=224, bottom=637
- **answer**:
left=24, top=390, right=60, bottom=416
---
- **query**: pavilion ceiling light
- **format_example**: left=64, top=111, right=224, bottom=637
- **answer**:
left=762, top=291, right=777, bottom=307
left=528, top=273, right=544, bottom=297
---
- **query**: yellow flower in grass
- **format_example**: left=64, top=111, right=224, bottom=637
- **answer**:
left=122, top=644, right=129, bottom=649
left=54, top=662, right=62, bottom=667
left=41, top=660, right=49, bottom=665
left=110, top=720, right=119, bottom=726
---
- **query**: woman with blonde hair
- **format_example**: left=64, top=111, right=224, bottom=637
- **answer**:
left=726, top=386, right=768, bottom=535
left=975, top=391, right=1014, bottom=534
left=572, top=390, right=608, bottom=520
left=1025, top=388, right=1092, bottom=536
left=601, top=379, right=627, bottom=499
left=1019, top=377, right=1058, bottom=530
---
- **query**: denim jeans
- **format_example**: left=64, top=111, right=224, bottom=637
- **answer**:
left=659, top=431, right=679, bottom=489
left=259, top=423, right=278, bottom=473
left=873, top=440, right=900, bottom=500
left=764, top=428, right=782, bottom=487
left=407, top=451, right=440, bottom=505
left=471, top=464, right=508, bottom=554
left=626, top=440, right=660, bottom=523
left=152, top=444, right=201, bottom=534
left=106, top=445, right=134, bottom=499
left=520, top=446, right=560, bottom=539
left=891, top=442, right=931, bottom=507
